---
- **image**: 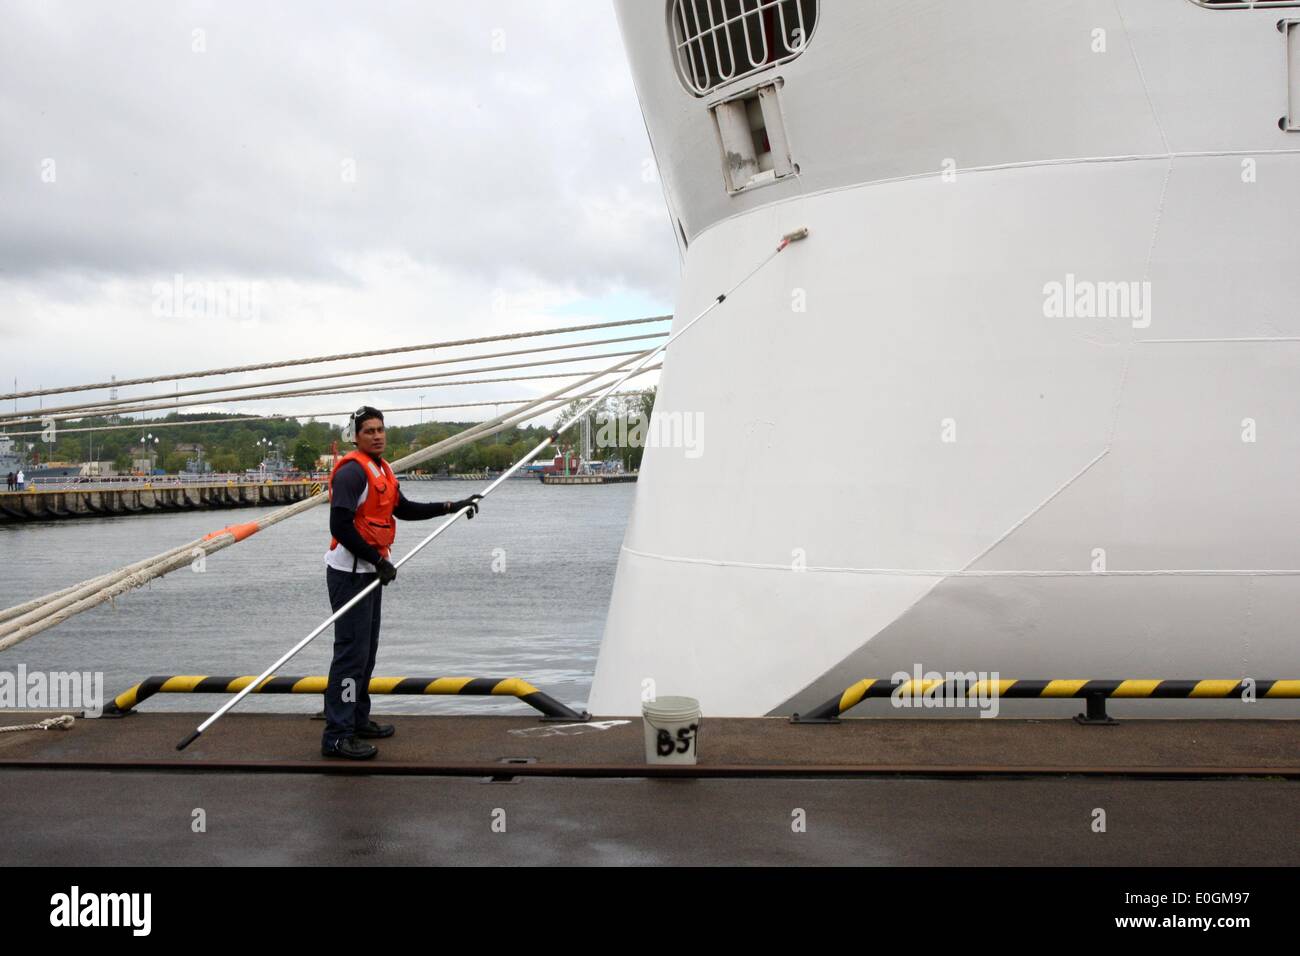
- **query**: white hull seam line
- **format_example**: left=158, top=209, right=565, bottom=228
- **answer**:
left=618, top=547, right=1300, bottom=579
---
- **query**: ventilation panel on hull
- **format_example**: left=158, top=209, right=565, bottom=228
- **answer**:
left=711, top=82, right=795, bottom=193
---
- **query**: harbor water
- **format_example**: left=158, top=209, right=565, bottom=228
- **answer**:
left=0, top=479, right=634, bottom=716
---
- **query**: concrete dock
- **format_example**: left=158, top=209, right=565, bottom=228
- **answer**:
left=539, top=472, right=637, bottom=484
left=0, top=478, right=321, bottom=523
left=0, top=711, right=1295, bottom=865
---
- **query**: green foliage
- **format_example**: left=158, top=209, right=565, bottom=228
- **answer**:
left=291, top=439, right=318, bottom=472
left=20, top=394, right=657, bottom=476
left=163, top=450, right=190, bottom=472
left=209, top=450, right=240, bottom=472
left=26, top=410, right=594, bottom=476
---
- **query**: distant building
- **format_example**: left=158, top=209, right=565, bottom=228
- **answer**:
left=539, top=452, right=581, bottom=475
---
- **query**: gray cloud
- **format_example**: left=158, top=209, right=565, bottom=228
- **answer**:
left=0, top=0, right=678, bottom=296
left=0, top=1, right=678, bottom=422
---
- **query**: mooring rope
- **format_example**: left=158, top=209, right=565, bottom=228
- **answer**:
left=15, top=331, right=668, bottom=419
left=2, top=348, right=660, bottom=421
left=1, top=232, right=808, bottom=663
left=0, top=315, right=671, bottom=401
left=0, top=356, right=662, bottom=650
left=0, top=389, right=655, bottom=439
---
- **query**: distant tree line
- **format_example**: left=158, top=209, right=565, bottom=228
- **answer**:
left=19, top=388, right=655, bottom=474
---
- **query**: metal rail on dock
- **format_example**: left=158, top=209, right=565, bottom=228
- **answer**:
left=105, top=676, right=589, bottom=721
left=792, top=678, right=1300, bottom=724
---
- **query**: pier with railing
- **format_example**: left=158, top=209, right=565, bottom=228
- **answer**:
left=0, top=475, right=322, bottom=523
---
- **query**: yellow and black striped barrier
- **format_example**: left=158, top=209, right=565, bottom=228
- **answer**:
left=104, top=676, right=589, bottom=721
left=791, top=678, right=1300, bottom=725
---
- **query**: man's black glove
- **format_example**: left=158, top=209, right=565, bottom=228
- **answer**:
left=452, top=494, right=483, bottom=519
left=375, top=559, right=397, bottom=586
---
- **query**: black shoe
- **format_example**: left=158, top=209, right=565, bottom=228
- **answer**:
left=355, top=720, right=395, bottom=739
left=321, top=736, right=378, bottom=760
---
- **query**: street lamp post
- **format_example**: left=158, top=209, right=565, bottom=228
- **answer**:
left=140, top=433, right=160, bottom=475
left=257, top=436, right=280, bottom=479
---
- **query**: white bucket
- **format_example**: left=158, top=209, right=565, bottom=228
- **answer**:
left=642, top=696, right=702, bottom=765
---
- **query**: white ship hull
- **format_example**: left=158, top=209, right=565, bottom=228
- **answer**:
left=592, top=0, right=1300, bottom=717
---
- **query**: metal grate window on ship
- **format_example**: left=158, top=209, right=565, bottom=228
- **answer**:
left=671, top=0, right=817, bottom=97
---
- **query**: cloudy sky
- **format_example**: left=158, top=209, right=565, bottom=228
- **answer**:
left=0, top=0, right=679, bottom=430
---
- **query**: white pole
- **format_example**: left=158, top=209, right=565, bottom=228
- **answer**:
left=176, top=228, right=808, bottom=749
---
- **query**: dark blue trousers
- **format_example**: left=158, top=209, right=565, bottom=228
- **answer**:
left=323, top=566, right=383, bottom=746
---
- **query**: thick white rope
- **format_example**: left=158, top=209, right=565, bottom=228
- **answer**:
left=6, top=352, right=658, bottom=424
left=15, top=331, right=667, bottom=419
left=0, top=315, right=670, bottom=402
left=0, top=361, right=662, bottom=649
left=3, top=357, right=652, bottom=628
left=0, top=389, right=653, bottom=439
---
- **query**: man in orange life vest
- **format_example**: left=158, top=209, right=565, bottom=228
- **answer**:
left=322, top=405, right=482, bottom=759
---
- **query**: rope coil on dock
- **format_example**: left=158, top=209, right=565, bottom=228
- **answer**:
left=0, top=715, right=75, bottom=733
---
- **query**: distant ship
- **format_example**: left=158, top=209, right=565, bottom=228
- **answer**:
left=0, top=434, right=81, bottom=480
left=591, top=0, right=1300, bottom=718
left=0, top=435, right=21, bottom=476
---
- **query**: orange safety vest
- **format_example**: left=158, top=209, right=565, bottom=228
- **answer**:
left=328, top=450, right=400, bottom=560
